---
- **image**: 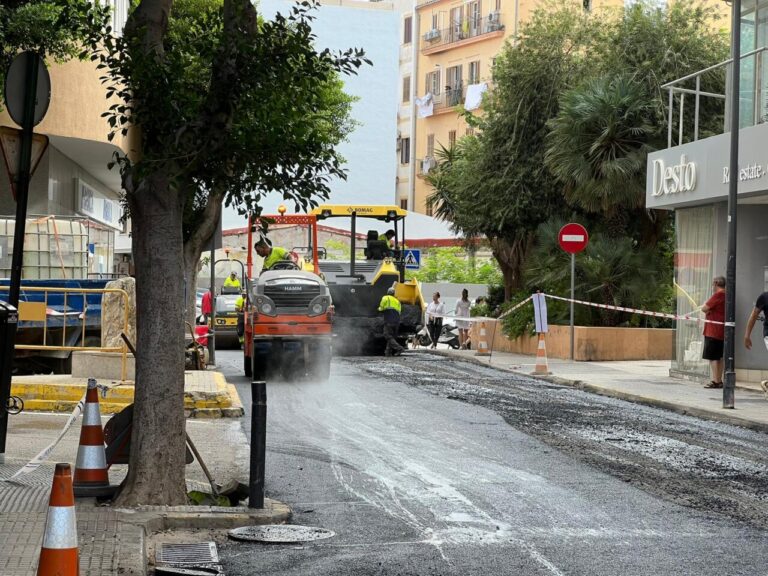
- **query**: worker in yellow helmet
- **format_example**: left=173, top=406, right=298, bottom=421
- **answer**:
left=378, top=287, right=405, bottom=357
left=223, top=271, right=241, bottom=288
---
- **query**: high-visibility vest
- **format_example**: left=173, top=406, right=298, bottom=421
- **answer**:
left=378, top=294, right=401, bottom=313
left=235, top=296, right=245, bottom=312
left=263, top=247, right=288, bottom=270
left=378, top=234, right=394, bottom=248
left=224, top=277, right=240, bottom=288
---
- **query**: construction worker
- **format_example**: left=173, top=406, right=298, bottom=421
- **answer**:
left=378, top=287, right=405, bottom=357
left=379, top=229, right=396, bottom=249
left=224, top=271, right=241, bottom=288
left=235, top=290, right=246, bottom=348
left=255, top=238, right=290, bottom=272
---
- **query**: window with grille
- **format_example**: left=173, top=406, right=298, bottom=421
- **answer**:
left=432, top=13, right=439, bottom=29
left=449, top=130, right=456, bottom=146
left=427, top=134, right=435, bottom=157
left=466, top=126, right=475, bottom=136
left=400, top=138, right=410, bottom=164
left=426, top=204, right=433, bottom=217
left=404, top=16, right=413, bottom=44
left=400, top=198, right=408, bottom=210
left=403, top=76, right=411, bottom=103
left=469, top=61, right=480, bottom=85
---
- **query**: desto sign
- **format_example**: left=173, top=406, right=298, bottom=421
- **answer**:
left=651, top=155, right=697, bottom=197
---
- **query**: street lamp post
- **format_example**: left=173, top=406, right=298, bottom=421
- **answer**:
left=723, top=0, right=741, bottom=409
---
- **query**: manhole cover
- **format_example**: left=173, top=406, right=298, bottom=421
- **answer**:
left=228, top=524, right=335, bottom=543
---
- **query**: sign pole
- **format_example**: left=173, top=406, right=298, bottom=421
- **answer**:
left=0, top=54, right=41, bottom=460
left=723, top=0, right=741, bottom=410
left=570, top=252, right=575, bottom=361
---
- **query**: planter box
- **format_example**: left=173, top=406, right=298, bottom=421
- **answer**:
left=470, top=321, right=673, bottom=361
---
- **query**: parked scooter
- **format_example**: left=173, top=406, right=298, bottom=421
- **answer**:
left=438, top=322, right=461, bottom=350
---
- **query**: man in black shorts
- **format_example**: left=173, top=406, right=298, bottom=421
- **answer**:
left=744, top=290, right=768, bottom=397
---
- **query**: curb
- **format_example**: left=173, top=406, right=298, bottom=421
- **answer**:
left=115, top=498, right=291, bottom=575
left=426, top=350, right=768, bottom=435
left=12, top=372, right=244, bottom=418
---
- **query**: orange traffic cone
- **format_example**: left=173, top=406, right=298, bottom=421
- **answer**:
left=531, top=333, right=551, bottom=375
left=74, top=378, right=111, bottom=497
left=475, top=321, right=491, bottom=357
left=37, top=463, right=79, bottom=576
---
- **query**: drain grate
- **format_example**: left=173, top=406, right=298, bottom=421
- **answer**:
left=157, top=542, right=219, bottom=564
left=228, top=524, right=335, bottom=543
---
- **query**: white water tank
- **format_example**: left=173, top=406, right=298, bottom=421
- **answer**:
left=0, top=217, right=88, bottom=279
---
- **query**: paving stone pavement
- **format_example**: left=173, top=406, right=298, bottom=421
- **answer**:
left=0, top=410, right=251, bottom=575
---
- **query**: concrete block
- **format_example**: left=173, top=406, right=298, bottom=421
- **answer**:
left=72, top=350, right=135, bottom=380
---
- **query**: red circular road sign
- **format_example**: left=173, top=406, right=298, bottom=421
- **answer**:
left=558, top=223, right=589, bottom=254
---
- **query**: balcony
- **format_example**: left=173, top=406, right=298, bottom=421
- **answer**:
left=433, top=85, right=465, bottom=113
left=663, top=46, right=768, bottom=147
left=421, top=13, right=504, bottom=55
left=417, top=157, right=437, bottom=177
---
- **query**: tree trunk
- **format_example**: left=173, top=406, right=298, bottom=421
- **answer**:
left=183, top=193, right=224, bottom=327
left=116, top=175, right=188, bottom=507
left=489, top=234, right=534, bottom=301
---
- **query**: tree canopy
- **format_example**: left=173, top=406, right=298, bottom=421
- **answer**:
left=79, top=0, right=370, bottom=505
left=427, top=0, right=728, bottom=327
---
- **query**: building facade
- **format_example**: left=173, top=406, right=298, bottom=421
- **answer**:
left=400, top=0, right=624, bottom=214
left=645, top=2, right=768, bottom=383
left=0, top=2, right=132, bottom=278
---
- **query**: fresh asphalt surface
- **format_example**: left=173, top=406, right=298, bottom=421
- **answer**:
left=216, top=349, right=768, bottom=575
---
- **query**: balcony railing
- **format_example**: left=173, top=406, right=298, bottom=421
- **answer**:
left=433, top=85, right=465, bottom=112
left=663, top=46, right=768, bottom=148
left=421, top=13, right=504, bottom=52
left=417, top=157, right=437, bottom=177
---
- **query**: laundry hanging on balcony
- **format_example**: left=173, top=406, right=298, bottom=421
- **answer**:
left=464, top=83, right=488, bottom=111
left=416, top=93, right=434, bottom=118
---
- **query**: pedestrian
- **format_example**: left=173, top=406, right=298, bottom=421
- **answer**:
left=201, top=288, right=213, bottom=321
left=455, top=288, right=471, bottom=349
left=378, top=287, right=405, bottom=357
left=224, top=271, right=241, bottom=288
left=701, top=276, right=726, bottom=389
left=426, top=292, right=444, bottom=349
left=744, top=288, right=768, bottom=397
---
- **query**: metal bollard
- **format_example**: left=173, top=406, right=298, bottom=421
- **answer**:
left=249, top=380, right=267, bottom=508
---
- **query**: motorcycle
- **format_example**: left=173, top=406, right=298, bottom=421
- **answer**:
left=438, top=322, right=461, bottom=350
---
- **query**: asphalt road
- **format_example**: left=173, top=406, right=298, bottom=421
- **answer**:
left=216, top=349, right=768, bottom=576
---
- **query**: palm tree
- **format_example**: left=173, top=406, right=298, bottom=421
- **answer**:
left=545, top=74, right=657, bottom=217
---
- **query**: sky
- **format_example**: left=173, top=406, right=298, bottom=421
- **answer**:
left=222, top=0, right=400, bottom=231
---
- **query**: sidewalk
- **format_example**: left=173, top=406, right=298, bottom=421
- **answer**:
left=10, top=369, right=243, bottom=418
left=431, top=348, right=768, bottom=434
left=0, top=411, right=288, bottom=575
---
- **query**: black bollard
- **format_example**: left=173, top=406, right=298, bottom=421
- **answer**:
left=249, top=380, right=267, bottom=508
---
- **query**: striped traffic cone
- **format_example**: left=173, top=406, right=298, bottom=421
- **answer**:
left=531, top=333, right=551, bottom=375
left=37, top=463, right=78, bottom=576
left=474, top=321, right=491, bottom=357
left=74, top=378, right=112, bottom=497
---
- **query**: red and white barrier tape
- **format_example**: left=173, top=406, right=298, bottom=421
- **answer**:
left=542, top=293, right=723, bottom=325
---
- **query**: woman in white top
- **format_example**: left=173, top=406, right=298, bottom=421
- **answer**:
left=425, top=292, right=445, bottom=349
left=455, top=288, right=471, bottom=349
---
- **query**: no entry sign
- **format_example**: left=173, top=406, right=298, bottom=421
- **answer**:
left=558, top=223, right=589, bottom=254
